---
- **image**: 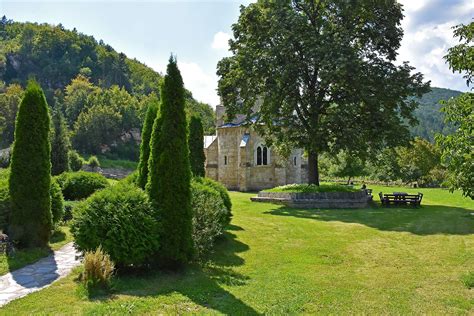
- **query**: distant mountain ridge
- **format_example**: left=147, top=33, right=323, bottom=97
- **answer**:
left=410, top=87, right=462, bottom=142
left=0, top=17, right=215, bottom=133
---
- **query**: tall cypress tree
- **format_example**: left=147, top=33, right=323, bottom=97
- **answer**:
left=138, top=97, right=159, bottom=189
left=147, top=56, right=193, bottom=266
left=188, top=116, right=206, bottom=177
left=51, top=110, right=70, bottom=175
left=9, top=81, right=52, bottom=248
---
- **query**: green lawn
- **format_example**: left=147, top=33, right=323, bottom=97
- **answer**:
left=1, top=186, right=473, bottom=314
left=264, top=182, right=358, bottom=193
left=0, top=225, right=73, bottom=276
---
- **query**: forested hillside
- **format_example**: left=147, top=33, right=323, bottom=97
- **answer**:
left=410, top=87, right=462, bottom=142
left=0, top=17, right=215, bottom=158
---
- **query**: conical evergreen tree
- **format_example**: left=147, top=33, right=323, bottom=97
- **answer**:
left=51, top=110, right=70, bottom=175
left=137, top=96, right=159, bottom=189
left=9, top=81, right=52, bottom=248
left=188, top=116, right=205, bottom=177
left=147, top=56, right=193, bottom=266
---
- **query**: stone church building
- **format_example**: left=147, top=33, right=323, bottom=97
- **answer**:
left=204, top=105, right=308, bottom=191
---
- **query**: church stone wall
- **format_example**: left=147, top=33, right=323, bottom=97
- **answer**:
left=204, top=115, right=309, bottom=191
left=217, top=127, right=241, bottom=190
left=205, top=140, right=219, bottom=181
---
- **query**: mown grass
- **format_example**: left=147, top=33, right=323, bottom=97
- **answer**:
left=1, top=185, right=473, bottom=314
left=0, top=225, right=73, bottom=276
left=264, top=182, right=359, bottom=193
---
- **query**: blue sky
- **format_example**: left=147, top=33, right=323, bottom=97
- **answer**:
left=2, top=0, right=472, bottom=106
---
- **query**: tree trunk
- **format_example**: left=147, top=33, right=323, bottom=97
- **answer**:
left=308, top=150, right=320, bottom=185
left=347, top=176, right=351, bottom=185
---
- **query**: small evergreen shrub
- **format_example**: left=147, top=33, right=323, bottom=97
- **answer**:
left=69, top=150, right=84, bottom=172
left=82, top=246, right=115, bottom=289
left=50, top=179, right=64, bottom=225
left=87, top=156, right=100, bottom=169
left=193, top=177, right=232, bottom=226
left=71, top=183, right=160, bottom=266
left=58, top=171, right=109, bottom=200
left=191, top=181, right=228, bottom=258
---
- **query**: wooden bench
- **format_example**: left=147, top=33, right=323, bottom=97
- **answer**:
left=379, top=192, right=423, bottom=206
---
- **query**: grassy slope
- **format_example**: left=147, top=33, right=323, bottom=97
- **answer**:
left=0, top=225, right=73, bottom=276
left=1, top=186, right=473, bottom=314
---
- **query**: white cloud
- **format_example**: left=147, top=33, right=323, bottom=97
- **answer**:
left=211, top=31, right=231, bottom=50
left=396, top=0, right=473, bottom=91
left=138, top=58, right=219, bottom=107
left=178, top=61, right=220, bottom=106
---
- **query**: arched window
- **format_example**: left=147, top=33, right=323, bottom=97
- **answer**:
left=294, top=156, right=297, bottom=166
left=256, top=147, right=262, bottom=165
left=255, top=144, right=270, bottom=166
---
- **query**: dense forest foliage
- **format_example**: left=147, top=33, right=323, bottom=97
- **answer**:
left=410, top=87, right=462, bottom=142
left=0, top=17, right=215, bottom=158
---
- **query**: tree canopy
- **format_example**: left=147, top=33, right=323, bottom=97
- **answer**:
left=217, top=0, right=430, bottom=184
left=436, top=22, right=473, bottom=199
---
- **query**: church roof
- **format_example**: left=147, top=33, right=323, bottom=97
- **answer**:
left=203, top=135, right=217, bottom=149
left=219, top=116, right=258, bottom=128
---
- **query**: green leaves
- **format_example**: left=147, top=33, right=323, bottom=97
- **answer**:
left=9, top=81, right=52, bottom=247
left=217, top=1, right=429, bottom=184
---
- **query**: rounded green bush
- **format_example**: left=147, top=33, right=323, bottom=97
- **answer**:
left=50, top=179, right=64, bottom=225
left=193, top=177, right=232, bottom=226
left=71, top=183, right=160, bottom=266
left=191, top=181, right=228, bottom=258
left=69, top=150, right=84, bottom=172
left=58, top=171, right=109, bottom=200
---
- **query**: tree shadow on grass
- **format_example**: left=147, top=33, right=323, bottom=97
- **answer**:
left=84, top=226, right=259, bottom=315
left=264, top=204, right=474, bottom=236
left=6, top=246, right=60, bottom=289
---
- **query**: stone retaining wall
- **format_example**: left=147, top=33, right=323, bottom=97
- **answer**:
left=251, top=190, right=371, bottom=209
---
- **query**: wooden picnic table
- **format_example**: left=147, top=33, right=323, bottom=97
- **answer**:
left=379, top=192, right=423, bottom=207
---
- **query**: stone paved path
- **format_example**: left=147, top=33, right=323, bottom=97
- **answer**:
left=0, top=242, right=80, bottom=307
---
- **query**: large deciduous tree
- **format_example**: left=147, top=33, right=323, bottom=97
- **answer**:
left=9, top=81, right=52, bottom=247
left=437, top=22, right=473, bottom=199
left=217, top=0, right=429, bottom=185
left=147, top=56, right=193, bottom=267
left=188, top=116, right=206, bottom=177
